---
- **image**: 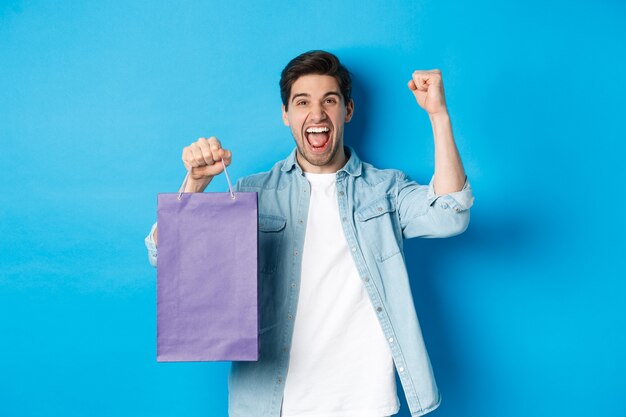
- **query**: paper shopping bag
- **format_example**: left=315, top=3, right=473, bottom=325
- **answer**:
left=156, top=183, right=258, bottom=362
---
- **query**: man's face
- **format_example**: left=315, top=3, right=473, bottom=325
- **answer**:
left=282, top=74, right=354, bottom=173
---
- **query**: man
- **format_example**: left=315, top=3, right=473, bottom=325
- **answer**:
left=145, top=50, right=474, bottom=417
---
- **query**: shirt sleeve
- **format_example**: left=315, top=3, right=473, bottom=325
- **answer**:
left=233, top=177, right=242, bottom=193
left=397, top=172, right=474, bottom=239
left=144, top=221, right=158, bottom=268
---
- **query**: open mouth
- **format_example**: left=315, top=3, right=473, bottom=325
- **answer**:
left=304, top=126, right=331, bottom=151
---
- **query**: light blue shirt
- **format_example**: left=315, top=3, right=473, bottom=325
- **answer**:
left=145, top=146, right=474, bottom=417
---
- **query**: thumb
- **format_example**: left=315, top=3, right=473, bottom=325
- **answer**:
left=221, top=149, right=233, bottom=166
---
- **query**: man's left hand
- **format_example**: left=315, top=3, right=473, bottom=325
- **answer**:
left=408, top=70, right=448, bottom=116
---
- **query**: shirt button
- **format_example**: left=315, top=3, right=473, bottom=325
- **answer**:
left=440, top=202, right=448, bottom=209
left=283, top=347, right=288, bottom=352
left=454, top=207, right=461, bottom=212
left=376, top=307, right=382, bottom=312
left=352, top=247, right=356, bottom=252
left=294, top=250, right=299, bottom=256
left=399, top=367, right=404, bottom=372
left=388, top=337, right=394, bottom=343
left=364, top=277, right=369, bottom=282
left=342, top=217, right=347, bottom=222
left=298, top=219, right=303, bottom=224
left=377, top=207, right=383, bottom=212
left=290, top=282, right=296, bottom=288
left=339, top=191, right=344, bottom=196
left=288, top=314, right=293, bottom=320
left=277, top=378, right=282, bottom=384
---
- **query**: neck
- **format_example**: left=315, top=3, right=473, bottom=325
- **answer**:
left=297, top=147, right=348, bottom=174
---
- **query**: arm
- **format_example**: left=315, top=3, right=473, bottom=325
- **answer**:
left=397, top=171, right=473, bottom=239
left=408, top=70, right=465, bottom=194
left=397, top=69, right=473, bottom=238
left=145, top=136, right=232, bottom=265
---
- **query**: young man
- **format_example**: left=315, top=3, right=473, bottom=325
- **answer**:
left=145, top=50, right=474, bottom=417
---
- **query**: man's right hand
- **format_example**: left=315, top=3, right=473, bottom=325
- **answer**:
left=153, top=136, right=232, bottom=247
left=181, top=136, right=233, bottom=192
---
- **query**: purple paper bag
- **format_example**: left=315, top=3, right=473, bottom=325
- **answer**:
left=156, top=191, right=258, bottom=362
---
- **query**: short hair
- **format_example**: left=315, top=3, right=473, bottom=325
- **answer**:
left=280, top=50, right=352, bottom=110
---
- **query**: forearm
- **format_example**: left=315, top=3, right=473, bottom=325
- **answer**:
left=180, top=176, right=213, bottom=193
left=430, top=112, right=465, bottom=194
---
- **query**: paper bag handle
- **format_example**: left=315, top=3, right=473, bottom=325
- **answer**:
left=178, top=159, right=235, bottom=201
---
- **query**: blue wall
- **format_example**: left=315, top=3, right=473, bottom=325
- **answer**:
left=1, top=1, right=624, bottom=416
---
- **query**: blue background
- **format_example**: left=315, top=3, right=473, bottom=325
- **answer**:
left=1, top=0, right=625, bottom=416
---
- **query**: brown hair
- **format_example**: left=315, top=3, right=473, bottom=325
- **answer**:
left=280, top=50, right=352, bottom=110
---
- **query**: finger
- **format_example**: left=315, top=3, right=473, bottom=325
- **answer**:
left=412, top=73, right=429, bottom=91
left=190, top=142, right=212, bottom=167
left=408, top=79, right=417, bottom=91
left=192, top=164, right=213, bottom=177
left=207, top=136, right=222, bottom=150
left=418, top=70, right=442, bottom=84
left=217, top=148, right=233, bottom=166
left=413, top=69, right=442, bottom=76
left=182, top=147, right=198, bottom=168
left=427, top=70, right=443, bottom=85
left=222, top=149, right=232, bottom=166
left=209, top=137, right=223, bottom=162
left=412, top=70, right=441, bottom=90
left=197, top=138, right=215, bottom=165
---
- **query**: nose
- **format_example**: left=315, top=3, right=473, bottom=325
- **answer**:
left=309, top=103, right=327, bottom=122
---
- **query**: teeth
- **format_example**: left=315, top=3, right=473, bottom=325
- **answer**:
left=306, top=126, right=330, bottom=133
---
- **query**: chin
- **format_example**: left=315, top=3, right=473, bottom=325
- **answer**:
left=307, top=145, right=340, bottom=167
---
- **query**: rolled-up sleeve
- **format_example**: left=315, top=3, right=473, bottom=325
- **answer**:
left=144, top=222, right=158, bottom=268
left=397, top=172, right=474, bottom=239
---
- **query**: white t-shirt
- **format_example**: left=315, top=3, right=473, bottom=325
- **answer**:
left=280, top=172, right=400, bottom=417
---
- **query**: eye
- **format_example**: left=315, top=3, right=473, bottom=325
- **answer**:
left=325, top=98, right=337, bottom=104
left=296, top=100, right=308, bottom=106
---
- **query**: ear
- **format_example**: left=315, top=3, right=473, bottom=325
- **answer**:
left=282, top=104, right=290, bottom=126
left=344, top=99, right=354, bottom=123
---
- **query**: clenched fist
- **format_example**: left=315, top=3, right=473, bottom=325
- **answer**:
left=408, top=70, right=448, bottom=116
left=182, top=136, right=233, bottom=181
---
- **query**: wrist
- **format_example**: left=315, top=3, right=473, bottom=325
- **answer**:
left=428, top=110, right=450, bottom=123
left=185, top=176, right=212, bottom=192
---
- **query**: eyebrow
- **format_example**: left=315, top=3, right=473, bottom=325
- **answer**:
left=290, top=91, right=342, bottom=103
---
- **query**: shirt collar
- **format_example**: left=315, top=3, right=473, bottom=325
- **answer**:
left=280, top=145, right=362, bottom=177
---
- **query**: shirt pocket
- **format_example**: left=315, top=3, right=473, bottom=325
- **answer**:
left=258, top=214, right=286, bottom=335
left=258, top=213, right=287, bottom=274
left=356, top=194, right=402, bottom=262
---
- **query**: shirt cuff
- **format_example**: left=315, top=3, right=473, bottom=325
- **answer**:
left=427, top=175, right=475, bottom=212
left=144, top=222, right=158, bottom=255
